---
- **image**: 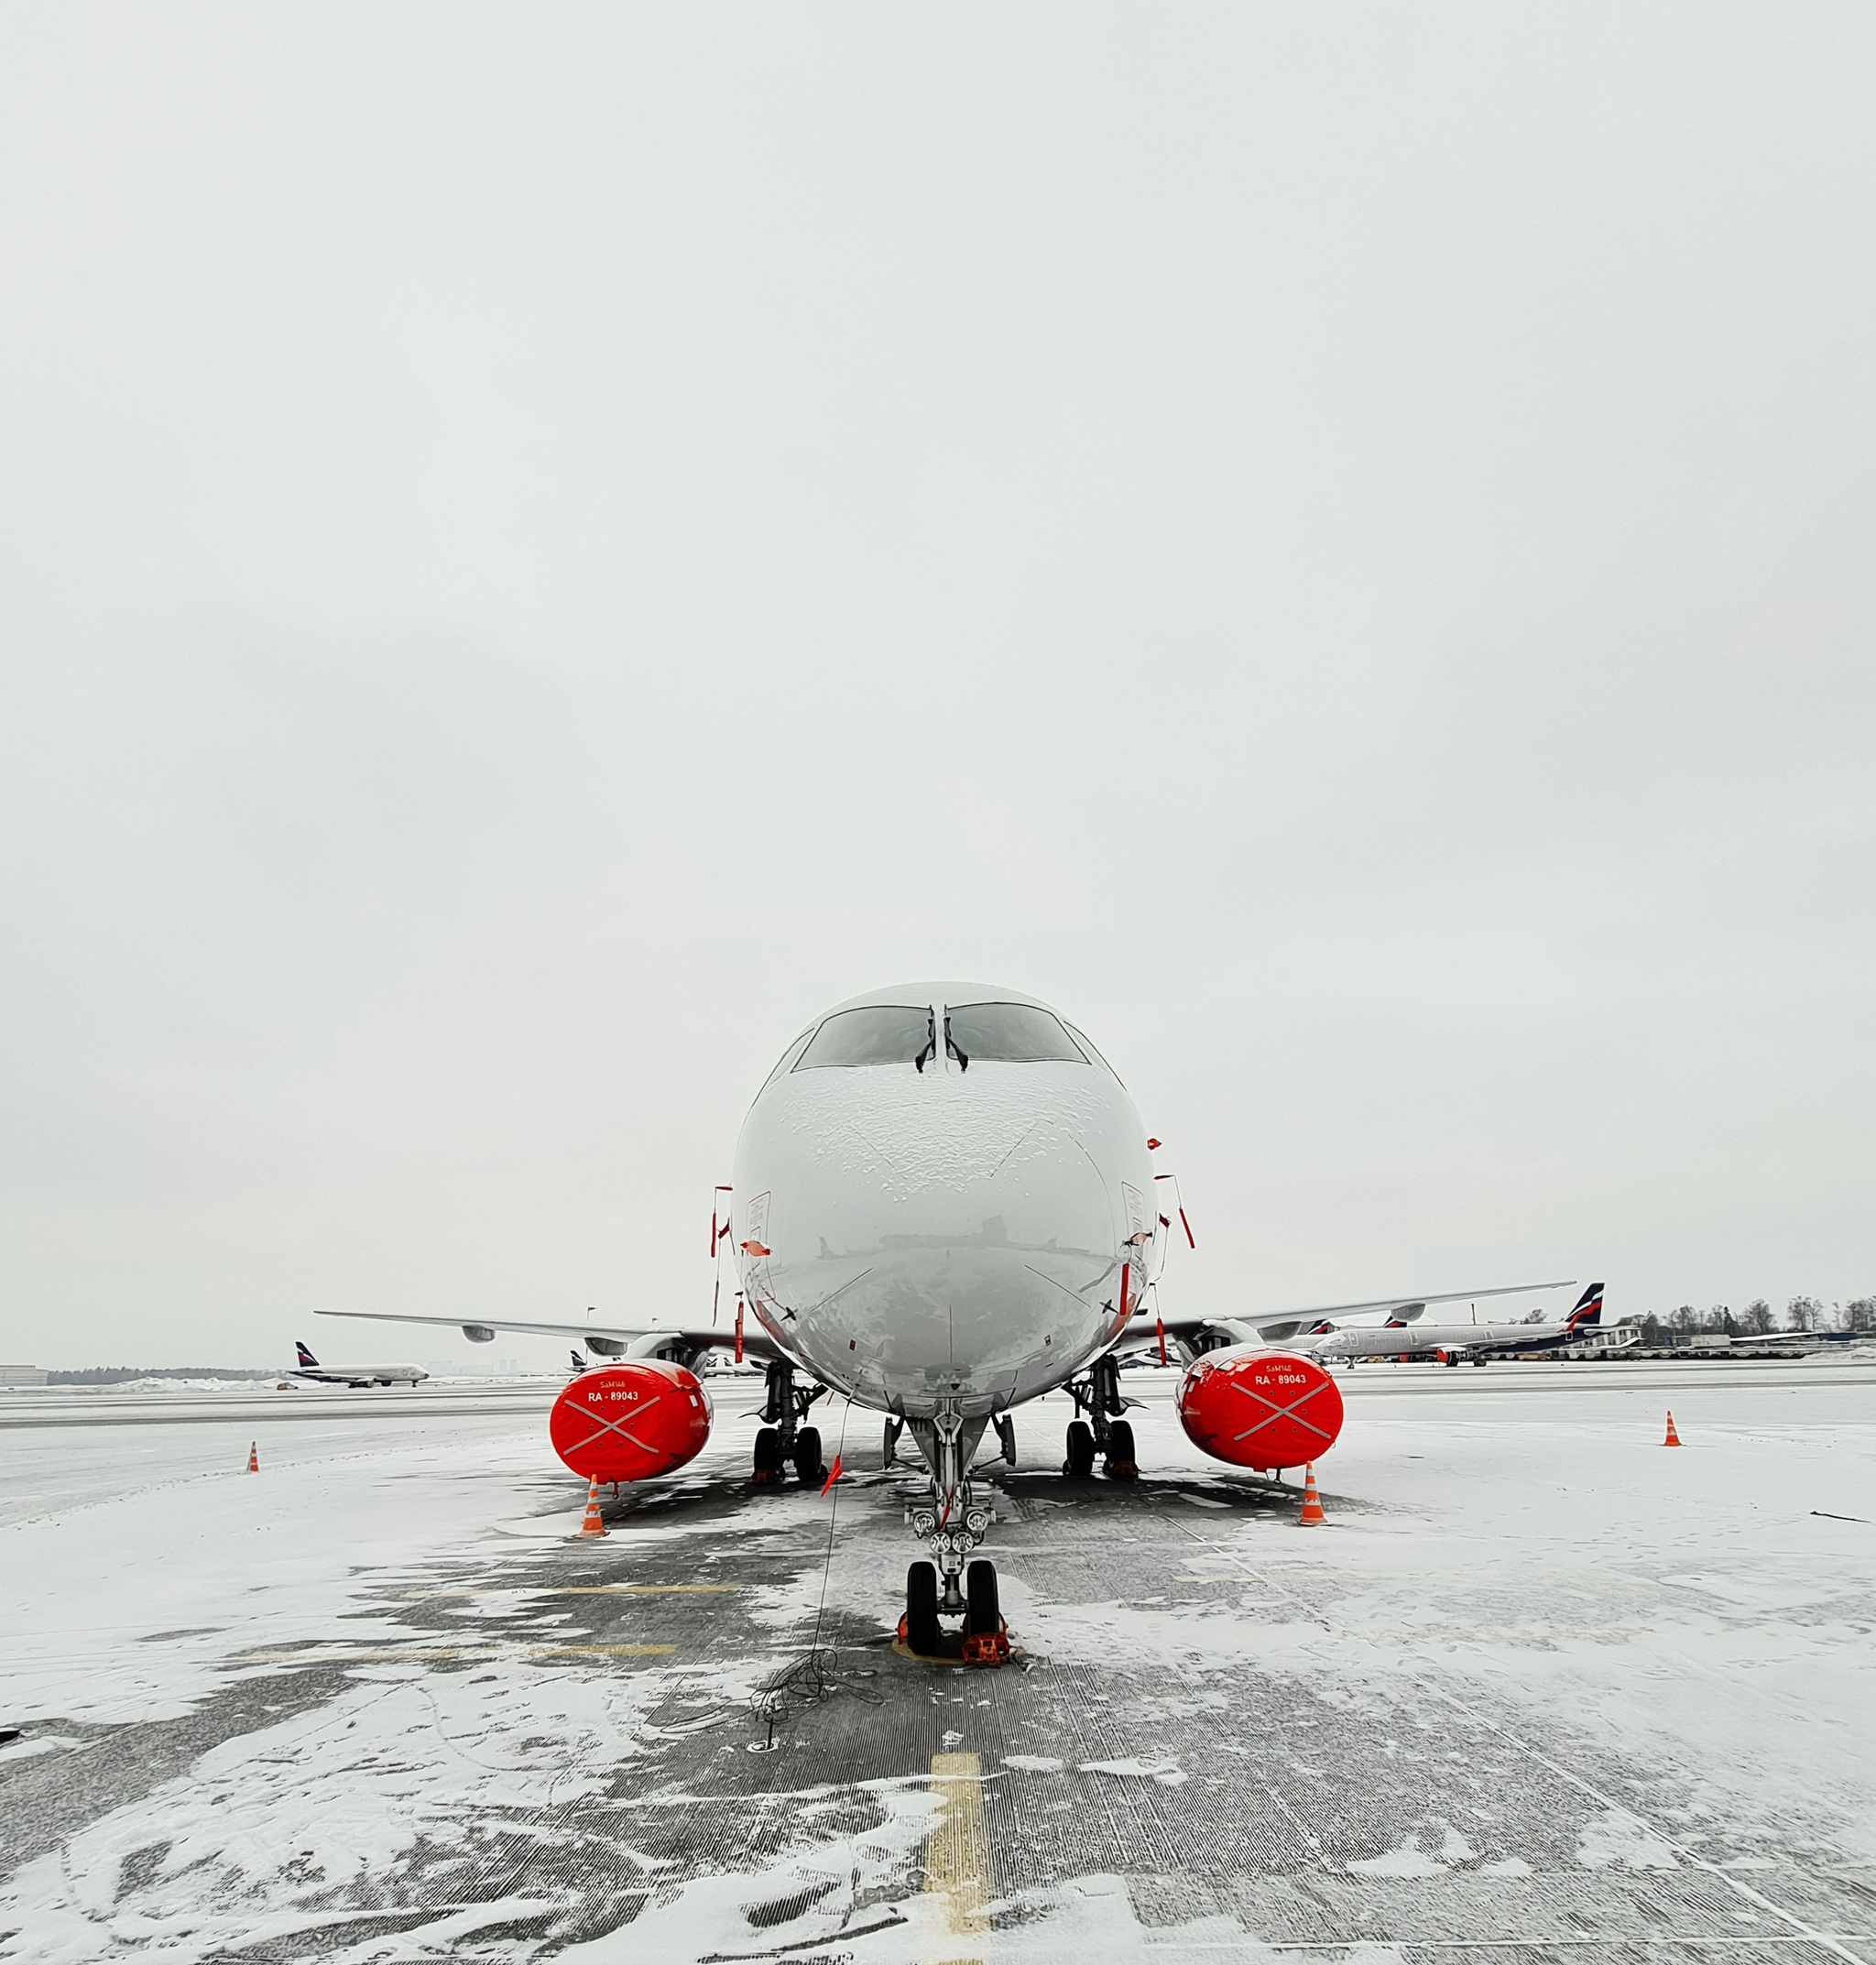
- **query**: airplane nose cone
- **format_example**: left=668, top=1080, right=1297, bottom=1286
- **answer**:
left=736, top=1064, right=1150, bottom=1415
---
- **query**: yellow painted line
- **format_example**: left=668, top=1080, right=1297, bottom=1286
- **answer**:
left=400, top=1585, right=742, bottom=1599
left=924, top=1752, right=988, bottom=1961
left=529, top=1644, right=681, bottom=1656
left=237, top=1644, right=677, bottom=1664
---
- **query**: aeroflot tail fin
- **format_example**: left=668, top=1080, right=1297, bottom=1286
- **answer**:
left=569, top=1349, right=586, bottom=1372
left=295, top=1340, right=319, bottom=1368
left=1565, top=1283, right=1606, bottom=1328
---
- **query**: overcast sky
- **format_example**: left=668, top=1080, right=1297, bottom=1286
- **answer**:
left=2, top=6, right=1871, bottom=1369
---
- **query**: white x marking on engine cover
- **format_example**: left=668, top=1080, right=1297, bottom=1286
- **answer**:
left=564, top=1404, right=662, bottom=1459
left=1226, top=1374, right=1337, bottom=1446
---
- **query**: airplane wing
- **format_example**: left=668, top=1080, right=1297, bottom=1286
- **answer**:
left=313, top=1307, right=780, bottom=1365
left=1118, top=1279, right=1577, bottom=1352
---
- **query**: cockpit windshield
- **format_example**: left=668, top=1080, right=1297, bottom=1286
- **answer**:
left=794, top=1004, right=934, bottom=1070
left=943, top=1001, right=1088, bottom=1065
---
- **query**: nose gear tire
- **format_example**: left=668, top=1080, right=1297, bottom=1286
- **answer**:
left=905, top=1561, right=941, bottom=1657
left=965, top=1558, right=999, bottom=1634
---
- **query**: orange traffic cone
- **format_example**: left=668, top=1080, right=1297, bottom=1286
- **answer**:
left=575, top=1478, right=608, bottom=1537
left=1663, top=1411, right=1683, bottom=1447
left=1298, top=1463, right=1325, bottom=1526
left=245, top=1441, right=258, bottom=1473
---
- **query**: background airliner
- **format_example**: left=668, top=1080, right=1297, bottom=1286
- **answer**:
left=289, top=1341, right=427, bottom=1388
left=320, top=982, right=1579, bottom=1659
left=1143, top=1283, right=1620, bottom=1368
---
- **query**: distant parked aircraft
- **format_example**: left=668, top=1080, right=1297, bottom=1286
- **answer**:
left=1302, top=1283, right=1624, bottom=1367
left=290, top=1341, right=427, bottom=1389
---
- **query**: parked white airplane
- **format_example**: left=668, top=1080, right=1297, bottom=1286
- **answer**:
left=1317, top=1283, right=1630, bottom=1364
left=290, top=1341, right=427, bottom=1388
left=319, top=982, right=1577, bottom=1657
left=1162, top=1283, right=1619, bottom=1368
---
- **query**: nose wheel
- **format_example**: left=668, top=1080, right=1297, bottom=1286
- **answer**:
left=899, top=1557, right=1009, bottom=1665
left=905, top=1561, right=940, bottom=1654
left=963, top=1557, right=1009, bottom=1662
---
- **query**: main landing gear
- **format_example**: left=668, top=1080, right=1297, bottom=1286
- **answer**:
left=896, top=1407, right=1010, bottom=1665
left=1063, top=1353, right=1138, bottom=1480
left=750, top=1359, right=828, bottom=1488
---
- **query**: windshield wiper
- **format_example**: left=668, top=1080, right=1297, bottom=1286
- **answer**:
left=914, top=1011, right=937, bottom=1074
left=943, top=1014, right=969, bottom=1072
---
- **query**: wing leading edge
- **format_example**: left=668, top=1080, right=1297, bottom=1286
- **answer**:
left=1130, top=1278, right=1577, bottom=1350
left=312, top=1306, right=779, bottom=1365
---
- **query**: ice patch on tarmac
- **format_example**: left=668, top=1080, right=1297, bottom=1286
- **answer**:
left=1576, top=1807, right=1681, bottom=1870
left=1080, top=1756, right=1186, bottom=1785
left=1347, top=1839, right=1447, bottom=1878
left=552, top=1777, right=937, bottom=1965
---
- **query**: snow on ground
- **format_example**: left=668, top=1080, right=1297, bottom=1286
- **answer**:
left=2, top=1361, right=1874, bottom=1960
left=0, top=1421, right=571, bottom=1722
left=998, top=1366, right=1876, bottom=1858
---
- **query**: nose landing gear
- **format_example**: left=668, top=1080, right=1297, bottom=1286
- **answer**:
left=896, top=1407, right=1010, bottom=1665
left=899, top=1556, right=1009, bottom=1665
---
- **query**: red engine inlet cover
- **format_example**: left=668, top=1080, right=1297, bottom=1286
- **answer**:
left=1176, top=1347, right=1345, bottom=1471
left=549, top=1363, right=712, bottom=1485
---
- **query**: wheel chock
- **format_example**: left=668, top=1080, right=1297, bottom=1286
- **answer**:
left=961, top=1618, right=1011, bottom=1667
left=893, top=1614, right=1017, bottom=1667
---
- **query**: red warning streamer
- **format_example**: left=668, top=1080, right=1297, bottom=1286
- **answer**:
left=1153, top=1174, right=1196, bottom=1248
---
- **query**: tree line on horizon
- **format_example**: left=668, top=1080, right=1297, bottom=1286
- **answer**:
left=1617, top=1295, right=1876, bottom=1348
left=44, top=1366, right=278, bottom=1384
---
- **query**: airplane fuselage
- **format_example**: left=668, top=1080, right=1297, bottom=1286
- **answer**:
left=1310, top=1318, right=1614, bottom=1361
left=290, top=1364, right=429, bottom=1387
left=732, top=984, right=1158, bottom=1423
